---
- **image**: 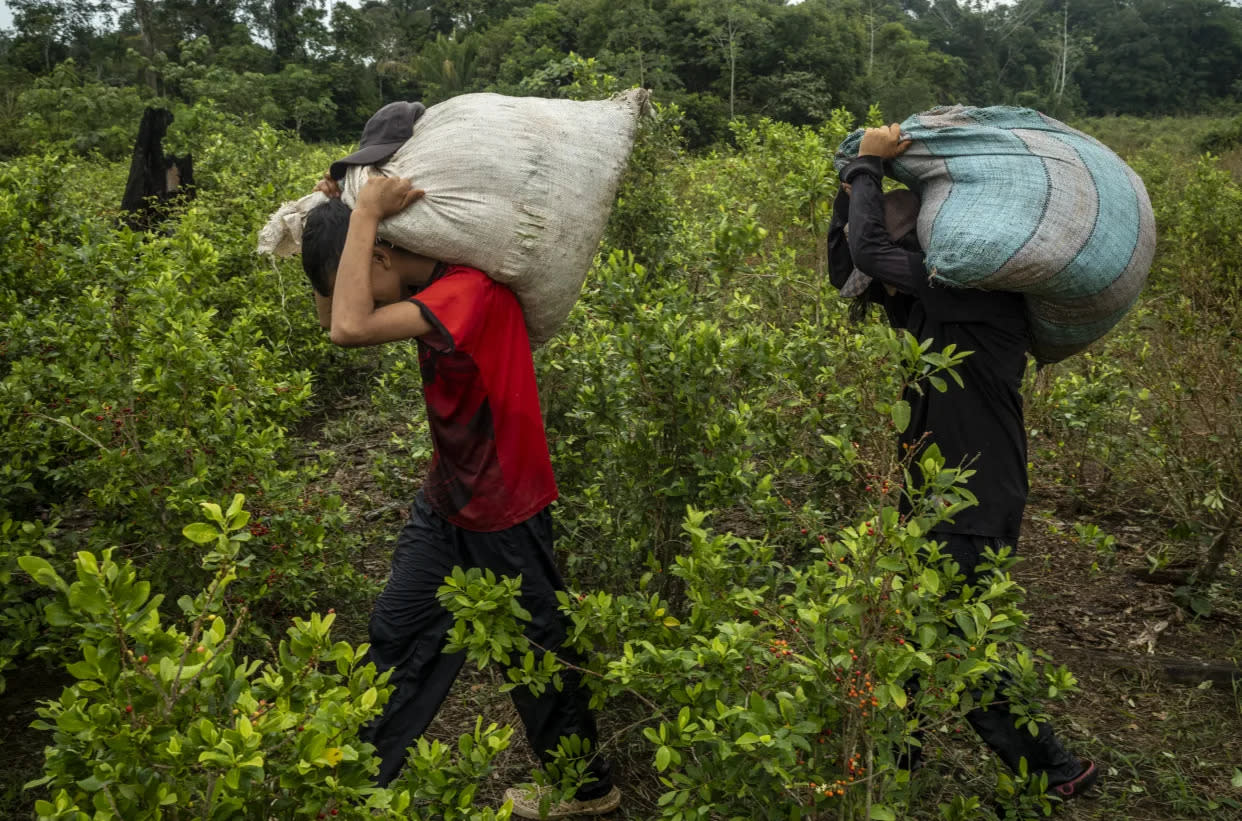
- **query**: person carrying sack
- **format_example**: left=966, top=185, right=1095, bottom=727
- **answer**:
left=827, top=123, right=1098, bottom=801
left=299, top=152, right=620, bottom=818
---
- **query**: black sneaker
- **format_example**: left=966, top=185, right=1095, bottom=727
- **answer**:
left=1047, top=759, right=1098, bottom=800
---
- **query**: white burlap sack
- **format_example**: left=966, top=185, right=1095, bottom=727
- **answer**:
left=256, top=191, right=329, bottom=257
left=341, top=89, right=650, bottom=343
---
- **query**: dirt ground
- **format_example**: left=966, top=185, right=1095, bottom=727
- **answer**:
left=1002, top=485, right=1242, bottom=820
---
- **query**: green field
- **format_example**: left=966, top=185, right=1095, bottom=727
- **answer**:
left=1, top=93, right=1240, bottom=820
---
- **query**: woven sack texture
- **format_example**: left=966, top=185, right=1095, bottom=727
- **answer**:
left=256, top=191, right=329, bottom=258
left=339, top=89, right=650, bottom=344
left=835, top=105, right=1155, bottom=363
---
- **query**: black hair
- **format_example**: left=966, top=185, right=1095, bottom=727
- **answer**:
left=301, top=199, right=352, bottom=296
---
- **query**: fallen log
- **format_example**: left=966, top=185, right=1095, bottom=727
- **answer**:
left=1045, top=643, right=1241, bottom=687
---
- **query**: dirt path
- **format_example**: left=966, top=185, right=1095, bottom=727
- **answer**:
left=1002, top=486, right=1242, bottom=819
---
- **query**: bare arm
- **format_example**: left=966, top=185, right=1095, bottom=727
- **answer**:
left=328, top=177, right=432, bottom=347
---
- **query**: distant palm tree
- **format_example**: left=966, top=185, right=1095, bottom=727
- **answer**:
left=411, top=33, right=479, bottom=102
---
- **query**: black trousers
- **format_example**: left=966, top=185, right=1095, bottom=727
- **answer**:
left=363, top=493, right=612, bottom=794
left=923, top=532, right=1079, bottom=784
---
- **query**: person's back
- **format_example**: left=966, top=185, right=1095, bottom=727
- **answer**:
left=410, top=264, right=556, bottom=528
left=827, top=124, right=1098, bottom=800
left=882, top=260, right=1031, bottom=546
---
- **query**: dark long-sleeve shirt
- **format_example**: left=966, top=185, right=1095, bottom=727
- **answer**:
left=829, top=156, right=1031, bottom=542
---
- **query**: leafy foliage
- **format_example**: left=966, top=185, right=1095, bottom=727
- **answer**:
left=3, top=50, right=1242, bottom=818
left=4, top=0, right=1242, bottom=153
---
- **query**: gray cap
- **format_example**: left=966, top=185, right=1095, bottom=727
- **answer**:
left=329, top=101, right=425, bottom=180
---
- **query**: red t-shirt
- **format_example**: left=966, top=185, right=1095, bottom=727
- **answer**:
left=409, top=265, right=557, bottom=531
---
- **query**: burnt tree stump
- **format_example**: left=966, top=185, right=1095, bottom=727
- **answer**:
left=121, top=107, right=195, bottom=229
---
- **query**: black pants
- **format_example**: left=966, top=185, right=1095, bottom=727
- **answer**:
left=363, top=493, right=612, bottom=794
left=921, top=532, right=1079, bottom=784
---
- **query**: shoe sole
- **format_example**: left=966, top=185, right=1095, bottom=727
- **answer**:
left=507, top=785, right=621, bottom=819
left=1049, top=760, right=1099, bottom=800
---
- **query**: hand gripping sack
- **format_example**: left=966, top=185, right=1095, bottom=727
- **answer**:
left=340, top=89, right=650, bottom=344
left=835, top=105, right=1155, bottom=364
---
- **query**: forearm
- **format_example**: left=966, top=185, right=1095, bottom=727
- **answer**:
left=329, top=209, right=383, bottom=340
left=840, top=158, right=924, bottom=293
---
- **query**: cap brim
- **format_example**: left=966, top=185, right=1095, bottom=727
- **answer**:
left=329, top=142, right=406, bottom=180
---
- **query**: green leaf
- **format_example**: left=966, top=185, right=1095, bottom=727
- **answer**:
left=77, top=775, right=106, bottom=792
left=1231, top=767, right=1242, bottom=788
left=891, top=400, right=911, bottom=433
left=200, top=502, right=225, bottom=526
left=655, top=745, right=672, bottom=771
left=869, top=806, right=896, bottom=820
left=18, top=556, right=67, bottom=593
left=182, top=523, right=218, bottom=545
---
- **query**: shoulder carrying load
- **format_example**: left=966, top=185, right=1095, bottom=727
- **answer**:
left=343, top=89, right=650, bottom=344
left=257, top=89, right=650, bottom=344
left=834, top=105, right=1155, bottom=364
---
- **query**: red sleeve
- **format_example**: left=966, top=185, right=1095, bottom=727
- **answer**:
left=409, top=267, right=490, bottom=353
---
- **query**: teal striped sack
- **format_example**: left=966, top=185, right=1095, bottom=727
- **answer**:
left=835, top=106, right=1155, bottom=364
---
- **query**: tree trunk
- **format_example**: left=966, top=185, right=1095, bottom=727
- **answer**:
left=867, top=0, right=876, bottom=76
left=1057, top=0, right=1068, bottom=102
left=728, top=36, right=736, bottom=119
left=273, top=0, right=299, bottom=64
left=131, top=0, right=159, bottom=90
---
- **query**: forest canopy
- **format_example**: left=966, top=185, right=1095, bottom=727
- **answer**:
left=3, top=0, right=1242, bottom=152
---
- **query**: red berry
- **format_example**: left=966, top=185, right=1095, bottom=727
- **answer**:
left=125, top=705, right=133, bottom=713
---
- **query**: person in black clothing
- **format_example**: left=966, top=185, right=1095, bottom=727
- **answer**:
left=828, top=124, right=1098, bottom=800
